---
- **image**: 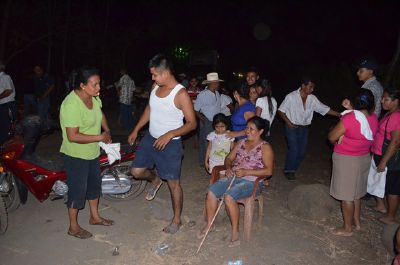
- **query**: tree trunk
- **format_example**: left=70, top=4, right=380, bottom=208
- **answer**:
left=0, top=0, right=13, bottom=61
left=385, top=30, right=400, bottom=86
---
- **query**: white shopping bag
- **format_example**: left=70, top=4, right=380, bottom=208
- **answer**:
left=367, top=158, right=387, bottom=198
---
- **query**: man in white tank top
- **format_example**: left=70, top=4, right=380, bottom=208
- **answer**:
left=128, top=54, right=197, bottom=234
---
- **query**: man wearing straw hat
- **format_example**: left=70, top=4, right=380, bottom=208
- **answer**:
left=194, top=72, right=223, bottom=168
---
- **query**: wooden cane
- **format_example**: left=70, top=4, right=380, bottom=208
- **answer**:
left=196, top=175, right=236, bottom=254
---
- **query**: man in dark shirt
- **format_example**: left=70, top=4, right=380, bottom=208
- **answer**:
left=33, top=65, right=54, bottom=123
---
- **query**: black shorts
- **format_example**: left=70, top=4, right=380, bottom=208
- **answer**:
left=64, top=154, right=101, bottom=209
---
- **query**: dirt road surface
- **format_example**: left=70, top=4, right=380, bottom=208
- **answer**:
left=0, top=109, right=393, bottom=265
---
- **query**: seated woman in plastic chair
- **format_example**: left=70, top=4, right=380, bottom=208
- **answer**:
left=198, top=116, right=274, bottom=247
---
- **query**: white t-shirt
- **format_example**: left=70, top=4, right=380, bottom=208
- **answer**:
left=0, top=72, right=16, bottom=104
left=278, top=88, right=330, bottom=126
left=220, top=94, right=233, bottom=116
left=206, top=131, right=234, bottom=166
left=255, top=96, right=277, bottom=125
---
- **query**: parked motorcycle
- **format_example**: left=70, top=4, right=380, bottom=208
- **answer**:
left=0, top=115, right=146, bottom=212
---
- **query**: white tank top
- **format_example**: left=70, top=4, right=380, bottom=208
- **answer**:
left=149, top=84, right=184, bottom=139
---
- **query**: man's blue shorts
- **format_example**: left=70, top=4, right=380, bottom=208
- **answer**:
left=209, top=177, right=263, bottom=201
left=131, top=132, right=183, bottom=180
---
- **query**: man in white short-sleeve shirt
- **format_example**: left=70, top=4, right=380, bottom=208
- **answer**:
left=194, top=72, right=222, bottom=166
left=0, top=61, right=17, bottom=144
left=278, top=78, right=340, bottom=180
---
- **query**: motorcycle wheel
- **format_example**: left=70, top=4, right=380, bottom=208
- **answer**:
left=2, top=172, right=21, bottom=212
left=101, top=162, right=147, bottom=201
left=0, top=196, right=8, bottom=234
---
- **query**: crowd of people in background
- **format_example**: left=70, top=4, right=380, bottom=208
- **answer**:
left=1, top=55, right=400, bottom=253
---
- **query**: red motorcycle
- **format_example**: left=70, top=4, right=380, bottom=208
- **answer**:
left=0, top=116, right=146, bottom=212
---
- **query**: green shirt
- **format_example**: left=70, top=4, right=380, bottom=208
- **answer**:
left=60, top=91, right=102, bottom=160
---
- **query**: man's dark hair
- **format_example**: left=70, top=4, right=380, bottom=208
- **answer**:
left=354, top=89, right=375, bottom=114
left=301, top=77, right=315, bottom=86
left=246, top=66, right=259, bottom=75
left=148, top=54, right=174, bottom=74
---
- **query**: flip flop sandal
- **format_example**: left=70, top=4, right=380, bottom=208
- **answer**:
left=67, top=228, right=93, bottom=239
left=228, top=239, right=240, bottom=248
left=89, top=218, right=114, bottom=226
left=145, top=181, right=163, bottom=201
left=162, top=223, right=181, bottom=234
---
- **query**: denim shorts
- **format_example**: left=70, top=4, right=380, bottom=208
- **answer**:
left=63, top=154, right=101, bottom=209
left=131, top=132, right=183, bottom=180
left=209, top=177, right=263, bottom=201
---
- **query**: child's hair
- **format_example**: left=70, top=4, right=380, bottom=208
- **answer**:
left=247, top=116, right=270, bottom=141
left=212, top=113, right=230, bottom=129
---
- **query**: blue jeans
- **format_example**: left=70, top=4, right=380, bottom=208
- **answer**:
left=131, top=132, right=183, bottom=180
left=198, top=119, right=213, bottom=166
left=120, top=103, right=134, bottom=130
left=37, top=97, right=50, bottom=123
left=23, top=94, right=37, bottom=114
left=284, top=125, right=309, bottom=173
left=209, top=177, right=264, bottom=201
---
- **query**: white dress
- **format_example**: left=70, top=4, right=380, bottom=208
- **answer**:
left=206, top=132, right=234, bottom=173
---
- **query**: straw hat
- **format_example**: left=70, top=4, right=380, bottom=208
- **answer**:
left=202, top=72, right=224, bottom=84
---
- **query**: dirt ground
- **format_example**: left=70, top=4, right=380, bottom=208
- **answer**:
left=0, top=108, right=394, bottom=265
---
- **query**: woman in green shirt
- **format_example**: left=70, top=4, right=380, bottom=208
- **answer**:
left=60, top=67, right=113, bottom=239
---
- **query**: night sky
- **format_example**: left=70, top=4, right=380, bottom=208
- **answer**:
left=2, top=0, right=400, bottom=98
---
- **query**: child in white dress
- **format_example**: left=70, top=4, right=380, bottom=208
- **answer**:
left=205, top=113, right=234, bottom=174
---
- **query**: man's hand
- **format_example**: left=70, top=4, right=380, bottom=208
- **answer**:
left=287, top=122, right=298, bottom=129
left=153, top=131, right=174, bottom=150
left=128, top=131, right=138, bottom=146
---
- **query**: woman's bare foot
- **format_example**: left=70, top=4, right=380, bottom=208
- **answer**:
left=197, top=224, right=215, bottom=239
left=352, top=225, right=361, bottom=231
left=330, top=227, right=353, bottom=237
left=373, top=206, right=387, bottom=214
left=378, top=216, right=396, bottom=225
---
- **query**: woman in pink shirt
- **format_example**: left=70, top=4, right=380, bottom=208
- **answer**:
left=372, top=88, right=400, bottom=224
left=328, top=89, right=378, bottom=236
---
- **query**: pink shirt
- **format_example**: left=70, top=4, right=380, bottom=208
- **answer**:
left=334, top=112, right=378, bottom=156
left=372, top=111, right=400, bottom=155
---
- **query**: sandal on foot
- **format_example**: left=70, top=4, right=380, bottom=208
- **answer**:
left=68, top=228, right=92, bottom=239
left=145, top=181, right=163, bottom=201
left=89, top=217, right=114, bottom=226
left=163, top=223, right=181, bottom=234
left=228, top=239, right=240, bottom=248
